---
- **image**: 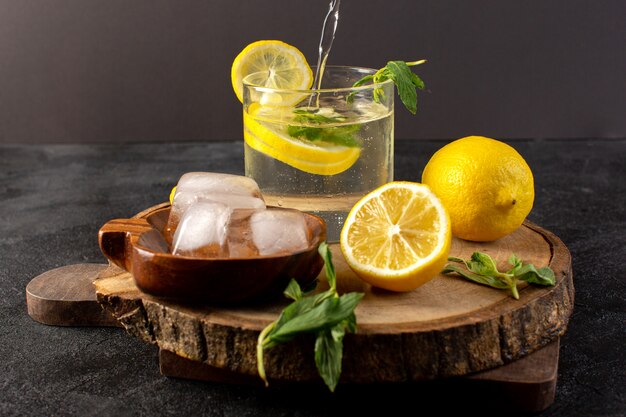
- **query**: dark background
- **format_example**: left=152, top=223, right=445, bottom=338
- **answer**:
left=1, top=2, right=625, bottom=415
left=2, top=140, right=625, bottom=417
left=1, top=0, right=625, bottom=144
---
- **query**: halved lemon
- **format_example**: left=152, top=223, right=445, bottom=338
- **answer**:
left=340, top=182, right=452, bottom=292
left=231, top=40, right=313, bottom=104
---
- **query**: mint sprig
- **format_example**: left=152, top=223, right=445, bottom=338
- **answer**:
left=442, top=252, right=556, bottom=299
left=349, top=60, right=426, bottom=114
left=287, top=109, right=361, bottom=147
left=257, top=242, right=364, bottom=392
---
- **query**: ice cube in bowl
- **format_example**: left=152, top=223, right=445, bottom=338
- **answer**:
left=171, top=201, right=232, bottom=258
left=165, top=172, right=266, bottom=243
left=98, top=203, right=326, bottom=304
left=250, top=209, right=310, bottom=256
left=174, top=172, right=263, bottom=197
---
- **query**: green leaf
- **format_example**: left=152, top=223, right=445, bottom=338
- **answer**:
left=283, top=279, right=303, bottom=301
left=256, top=321, right=275, bottom=386
left=507, top=253, right=523, bottom=274
left=319, top=242, right=336, bottom=292
left=266, top=291, right=333, bottom=348
left=292, top=109, right=346, bottom=124
left=373, top=88, right=386, bottom=103
left=467, top=252, right=499, bottom=277
left=287, top=111, right=361, bottom=148
left=315, top=126, right=361, bottom=147
left=287, top=125, right=320, bottom=141
left=343, top=312, right=357, bottom=333
left=447, top=256, right=469, bottom=265
left=267, top=292, right=364, bottom=345
left=508, top=253, right=522, bottom=267
left=383, top=61, right=418, bottom=114
left=314, top=322, right=346, bottom=392
left=349, top=60, right=426, bottom=115
left=256, top=243, right=364, bottom=391
left=515, top=264, right=556, bottom=286
left=409, top=71, right=425, bottom=90
left=443, top=252, right=555, bottom=300
left=442, top=264, right=509, bottom=289
left=352, top=75, right=375, bottom=88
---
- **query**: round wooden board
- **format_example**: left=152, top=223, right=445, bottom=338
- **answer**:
left=94, top=204, right=573, bottom=383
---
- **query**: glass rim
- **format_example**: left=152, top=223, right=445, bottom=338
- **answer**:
left=242, top=65, right=393, bottom=95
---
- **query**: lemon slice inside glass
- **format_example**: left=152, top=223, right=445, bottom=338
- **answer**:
left=243, top=108, right=361, bottom=176
left=231, top=40, right=313, bottom=105
left=340, top=182, right=452, bottom=292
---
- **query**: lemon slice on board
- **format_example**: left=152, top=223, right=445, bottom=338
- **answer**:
left=340, top=182, right=452, bottom=292
left=231, top=40, right=313, bottom=104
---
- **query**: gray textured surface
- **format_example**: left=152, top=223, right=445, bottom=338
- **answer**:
left=1, top=139, right=625, bottom=416
left=1, top=1, right=626, bottom=143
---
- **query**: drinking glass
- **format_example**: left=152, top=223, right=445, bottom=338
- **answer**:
left=243, top=66, right=394, bottom=242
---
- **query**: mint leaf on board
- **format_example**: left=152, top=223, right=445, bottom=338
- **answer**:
left=508, top=253, right=524, bottom=273
left=283, top=279, right=303, bottom=301
left=441, top=263, right=509, bottom=290
left=466, top=252, right=500, bottom=277
left=349, top=59, right=426, bottom=114
left=443, top=252, right=555, bottom=299
left=267, top=292, right=363, bottom=345
left=265, top=291, right=334, bottom=349
left=514, top=264, right=556, bottom=286
left=256, top=242, right=364, bottom=391
left=318, top=240, right=337, bottom=291
left=314, top=320, right=348, bottom=392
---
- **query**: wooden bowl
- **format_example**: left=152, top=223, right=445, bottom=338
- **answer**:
left=98, top=203, right=326, bottom=304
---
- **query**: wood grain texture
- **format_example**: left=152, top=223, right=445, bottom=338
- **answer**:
left=159, top=339, right=559, bottom=412
left=26, top=264, right=119, bottom=327
left=94, top=203, right=573, bottom=383
left=468, top=338, right=559, bottom=412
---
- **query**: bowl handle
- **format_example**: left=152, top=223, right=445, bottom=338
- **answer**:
left=98, top=218, right=153, bottom=271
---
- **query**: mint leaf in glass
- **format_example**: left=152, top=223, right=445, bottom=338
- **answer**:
left=287, top=109, right=361, bottom=147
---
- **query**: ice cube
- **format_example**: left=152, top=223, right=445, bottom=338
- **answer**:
left=250, top=209, right=310, bottom=256
left=176, top=172, right=262, bottom=198
left=171, top=202, right=232, bottom=257
left=179, top=191, right=265, bottom=210
left=225, top=209, right=261, bottom=258
left=165, top=172, right=266, bottom=243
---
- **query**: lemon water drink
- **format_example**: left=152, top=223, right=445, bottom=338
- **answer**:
left=231, top=38, right=425, bottom=242
left=242, top=66, right=394, bottom=241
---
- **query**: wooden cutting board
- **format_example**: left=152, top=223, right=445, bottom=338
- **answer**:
left=25, top=204, right=573, bottom=412
left=92, top=204, right=572, bottom=381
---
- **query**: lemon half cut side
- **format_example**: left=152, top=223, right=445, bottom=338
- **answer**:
left=340, top=182, right=452, bottom=292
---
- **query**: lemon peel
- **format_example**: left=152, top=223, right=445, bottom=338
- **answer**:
left=422, top=136, right=534, bottom=242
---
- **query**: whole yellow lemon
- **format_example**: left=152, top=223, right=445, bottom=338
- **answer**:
left=421, top=136, right=534, bottom=242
